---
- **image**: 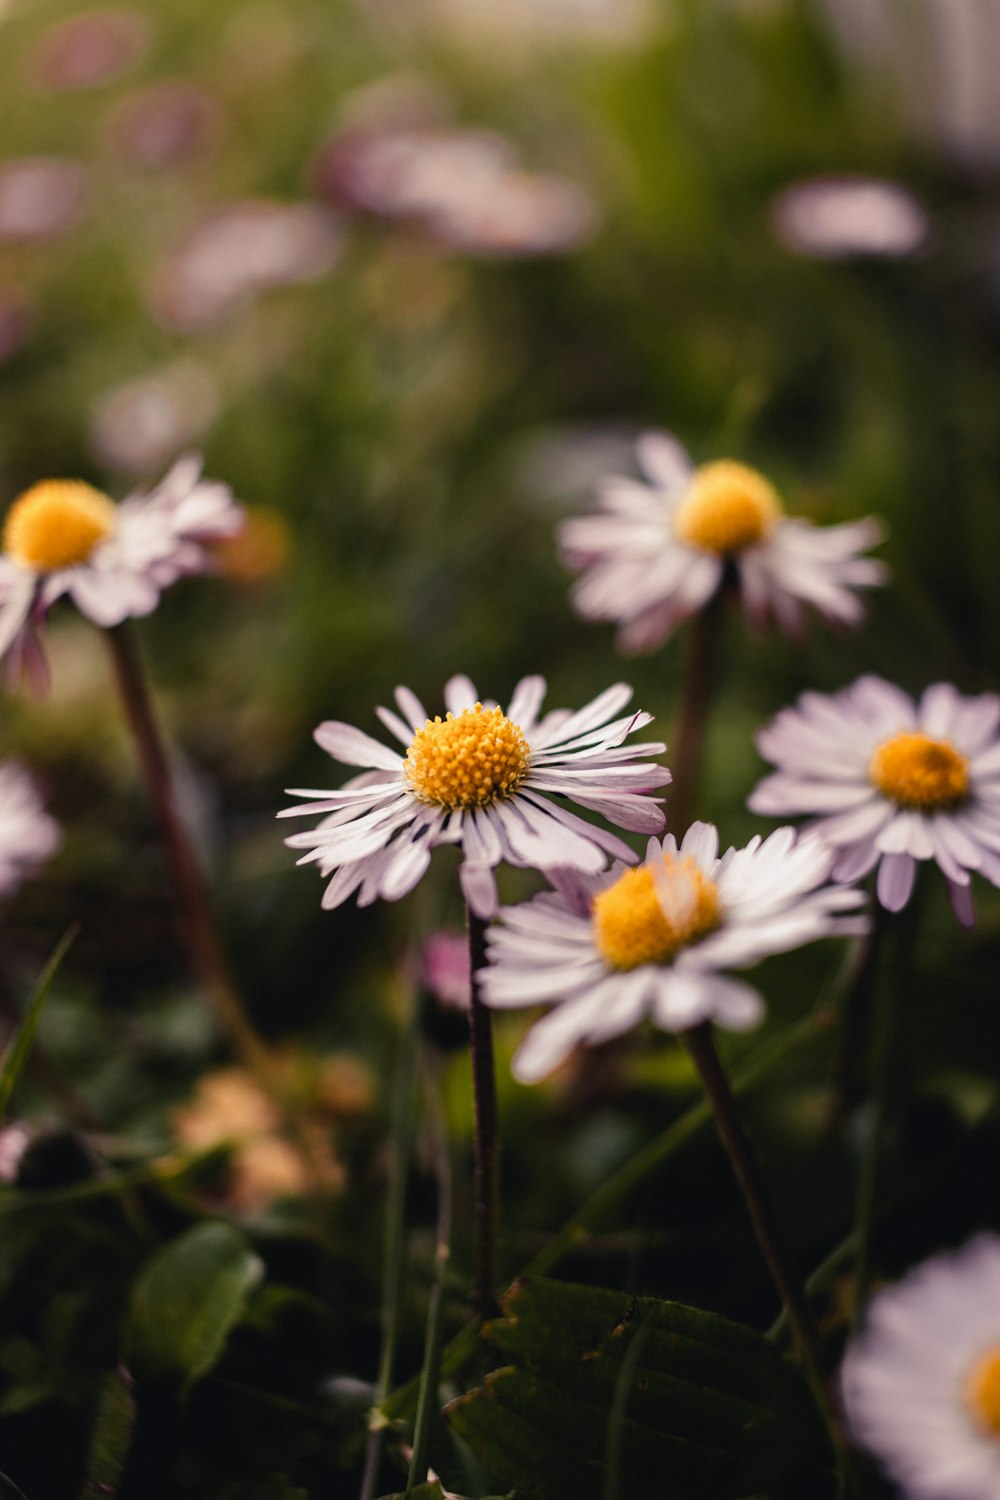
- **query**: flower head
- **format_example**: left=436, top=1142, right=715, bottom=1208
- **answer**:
left=280, top=675, right=669, bottom=919
left=480, top=822, right=865, bottom=1081
left=842, top=1235, right=1000, bottom=1499
left=0, top=455, right=244, bottom=690
left=0, top=762, right=61, bottom=898
left=749, top=676, right=1000, bottom=924
left=558, top=431, right=885, bottom=652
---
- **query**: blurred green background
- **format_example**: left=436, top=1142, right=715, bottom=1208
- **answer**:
left=3, top=1, right=1000, bottom=1493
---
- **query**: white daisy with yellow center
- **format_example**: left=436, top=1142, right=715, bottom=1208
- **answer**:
left=0, top=455, right=243, bottom=689
left=558, top=430, right=885, bottom=653
left=843, top=1235, right=1000, bottom=1500
left=279, top=675, right=670, bottom=919
left=750, top=675, right=1000, bottom=924
left=481, top=822, right=865, bottom=1082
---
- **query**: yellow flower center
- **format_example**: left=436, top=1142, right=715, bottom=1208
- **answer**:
left=868, top=731, right=969, bottom=811
left=966, top=1344, right=1000, bottom=1440
left=592, top=853, right=721, bottom=970
left=3, top=480, right=116, bottom=572
left=672, top=460, right=782, bottom=555
left=404, top=703, right=530, bottom=811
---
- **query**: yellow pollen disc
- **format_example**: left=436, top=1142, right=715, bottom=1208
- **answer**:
left=3, top=480, right=116, bottom=572
left=672, top=460, right=782, bottom=555
left=869, top=731, right=969, bottom=811
left=966, top=1345, right=1000, bottom=1439
left=404, top=703, right=530, bottom=811
left=592, top=854, right=721, bottom=971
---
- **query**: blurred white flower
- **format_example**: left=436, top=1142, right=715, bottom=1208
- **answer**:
left=771, top=175, right=929, bottom=260
left=89, top=360, right=219, bottom=476
left=0, top=158, right=87, bottom=243
left=842, top=1235, right=1000, bottom=1499
left=0, top=455, right=243, bottom=689
left=750, top=676, right=1000, bottom=923
left=151, top=200, right=343, bottom=333
left=29, top=7, right=151, bottom=91
left=0, top=762, right=60, bottom=898
left=280, top=675, right=668, bottom=919
left=558, top=431, right=885, bottom=652
left=481, top=822, right=866, bottom=1082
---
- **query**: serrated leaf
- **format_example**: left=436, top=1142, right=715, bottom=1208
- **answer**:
left=80, top=1365, right=135, bottom=1499
left=129, top=1222, right=264, bottom=1391
left=446, top=1278, right=815, bottom=1500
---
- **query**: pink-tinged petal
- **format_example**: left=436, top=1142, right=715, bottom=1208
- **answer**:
left=876, top=852, right=916, bottom=911
left=375, top=703, right=417, bottom=746
left=459, top=860, right=497, bottom=919
left=874, top=811, right=935, bottom=860
left=445, top=674, right=478, bottom=714
left=811, top=798, right=895, bottom=846
left=917, top=682, right=963, bottom=740
left=831, top=841, right=881, bottom=883
left=970, top=741, right=1000, bottom=779
left=948, top=878, right=975, bottom=928
left=313, top=721, right=402, bottom=771
left=635, top=430, right=693, bottom=492
left=536, top=683, right=633, bottom=748
left=379, top=833, right=433, bottom=901
left=394, top=684, right=427, bottom=731
left=516, top=791, right=637, bottom=861
left=506, top=674, right=547, bottom=731
left=678, top=822, right=719, bottom=870
left=0, top=572, right=37, bottom=663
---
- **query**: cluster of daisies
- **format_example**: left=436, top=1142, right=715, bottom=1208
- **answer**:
left=2, top=429, right=1000, bottom=1497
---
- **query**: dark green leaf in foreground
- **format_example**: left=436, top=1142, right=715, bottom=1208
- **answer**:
left=0, top=925, right=78, bottom=1125
left=447, top=1279, right=815, bottom=1500
left=80, top=1365, right=135, bottom=1499
left=128, top=1222, right=265, bottom=1391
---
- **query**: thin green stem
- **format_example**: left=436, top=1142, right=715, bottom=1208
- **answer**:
left=103, top=623, right=266, bottom=1074
left=407, top=1058, right=452, bottom=1493
left=682, top=1022, right=845, bottom=1459
left=360, top=976, right=423, bottom=1500
left=669, top=590, right=725, bottom=833
left=466, top=905, right=498, bottom=1318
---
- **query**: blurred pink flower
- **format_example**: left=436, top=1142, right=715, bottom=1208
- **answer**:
left=0, top=159, right=87, bottom=243
left=30, top=7, right=151, bottom=91
left=89, top=360, right=219, bottom=476
left=421, top=930, right=471, bottom=1010
left=0, top=762, right=61, bottom=899
left=108, top=81, right=221, bottom=170
left=150, top=200, right=343, bottom=332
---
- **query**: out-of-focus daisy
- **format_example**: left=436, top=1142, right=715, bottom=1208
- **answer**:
left=770, top=174, right=929, bottom=260
left=0, top=455, right=243, bottom=688
left=558, top=432, right=885, bottom=652
left=29, top=8, right=151, bottom=92
left=749, top=676, right=1000, bottom=924
left=0, top=762, right=61, bottom=898
left=842, top=1234, right=1000, bottom=1499
left=421, top=929, right=471, bottom=1010
left=480, top=822, right=865, bottom=1081
left=0, top=158, right=88, bottom=243
left=89, top=359, right=219, bottom=476
left=280, top=675, right=669, bottom=919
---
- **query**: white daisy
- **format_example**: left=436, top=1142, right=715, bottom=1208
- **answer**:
left=749, top=676, right=1000, bottom=924
left=557, top=431, right=886, bottom=653
left=279, top=675, right=669, bottom=919
left=0, top=454, right=243, bottom=688
left=842, top=1235, right=1000, bottom=1500
left=480, top=821, right=866, bottom=1082
left=0, top=761, right=61, bottom=898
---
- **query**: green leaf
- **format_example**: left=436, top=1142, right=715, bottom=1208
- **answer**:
left=129, top=1222, right=264, bottom=1392
left=0, top=925, right=78, bottom=1125
left=446, top=1279, right=815, bottom=1500
left=80, top=1366, right=135, bottom=1499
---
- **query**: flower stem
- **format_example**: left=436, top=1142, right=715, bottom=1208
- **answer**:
left=466, top=905, right=498, bottom=1318
left=103, top=622, right=267, bottom=1076
left=683, top=1022, right=844, bottom=1453
left=670, top=588, right=725, bottom=833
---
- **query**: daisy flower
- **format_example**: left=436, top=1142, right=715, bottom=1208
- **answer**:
left=557, top=431, right=885, bottom=653
left=480, top=821, right=866, bottom=1082
left=842, top=1235, right=1000, bottom=1500
left=0, top=761, right=61, bottom=898
left=749, top=676, right=1000, bottom=924
left=280, top=675, right=669, bottom=919
left=0, top=454, right=243, bottom=688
